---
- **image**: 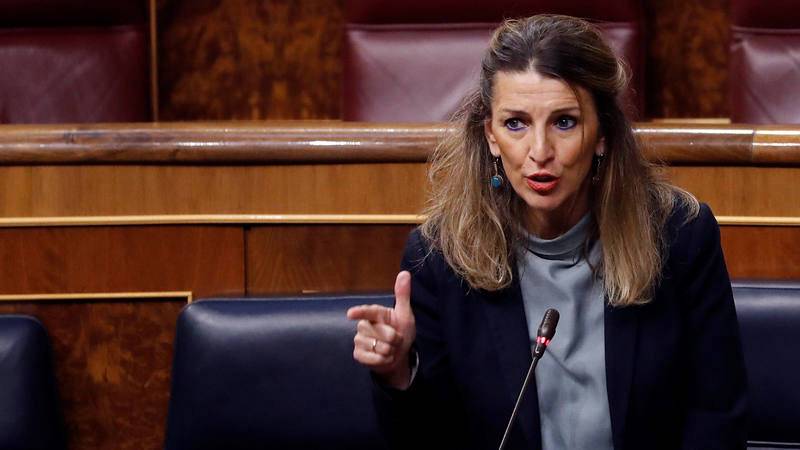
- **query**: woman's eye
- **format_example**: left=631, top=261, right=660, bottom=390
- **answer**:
left=504, top=118, right=525, bottom=131
left=555, top=116, right=577, bottom=130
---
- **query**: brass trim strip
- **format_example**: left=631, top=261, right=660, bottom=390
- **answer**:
left=0, top=291, right=193, bottom=303
left=0, top=214, right=426, bottom=227
left=649, top=118, right=732, bottom=125
left=0, top=214, right=796, bottom=227
left=715, top=216, right=800, bottom=226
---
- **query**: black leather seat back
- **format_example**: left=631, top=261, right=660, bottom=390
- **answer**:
left=0, top=315, right=64, bottom=449
left=165, top=295, right=393, bottom=450
left=733, top=281, right=800, bottom=449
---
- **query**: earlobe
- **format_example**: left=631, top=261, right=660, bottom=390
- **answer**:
left=484, top=121, right=501, bottom=157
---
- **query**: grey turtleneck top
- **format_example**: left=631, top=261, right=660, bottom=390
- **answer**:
left=518, top=214, right=614, bottom=450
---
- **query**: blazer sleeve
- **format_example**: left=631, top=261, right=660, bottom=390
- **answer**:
left=371, top=229, right=470, bottom=449
left=676, top=204, right=748, bottom=449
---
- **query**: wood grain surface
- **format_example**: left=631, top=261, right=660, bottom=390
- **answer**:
left=645, top=0, right=730, bottom=118
left=155, top=0, right=731, bottom=120
left=0, top=225, right=245, bottom=449
left=246, top=224, right=414, bottom=294
left=0, top=226, right=245, bottom=296
left=0, top=164, right=428, bottom=217
left=665, top=166, right=800, bottom=217
left=721, top=226, right=800, bottom=279
left=0, top=164, right=796, bottom=219
left=157, top=0, right=343, bottom=121
left=0, top=299, right=184, bottom=450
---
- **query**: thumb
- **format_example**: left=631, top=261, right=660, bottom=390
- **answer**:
left=393, top=271, right=413, bottom=326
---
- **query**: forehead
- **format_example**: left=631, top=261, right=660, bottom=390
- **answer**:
left=491, top=70, right=589, bottom=110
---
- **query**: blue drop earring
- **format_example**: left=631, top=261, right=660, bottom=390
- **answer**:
left=490, top=157, right=504, bottom=189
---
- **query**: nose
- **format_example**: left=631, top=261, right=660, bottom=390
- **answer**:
left=527, top=125, right=554, bottom=163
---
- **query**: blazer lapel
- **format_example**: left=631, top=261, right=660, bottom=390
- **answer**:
left=478, top=273, right=542, bottom=449
left=604, top=303, right=639, bottom=450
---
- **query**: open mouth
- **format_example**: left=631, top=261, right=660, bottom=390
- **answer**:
left=530, top=174, right=557, bottom=182
left=526, top=174, right=559, bottom=193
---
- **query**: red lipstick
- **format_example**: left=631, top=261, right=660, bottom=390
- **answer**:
left=526, top=172, right=560, bottom=194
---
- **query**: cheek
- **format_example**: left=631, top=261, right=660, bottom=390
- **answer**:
left=495, top=139, right=529, bottom=168
left=558, top=140, right=594, bottom=172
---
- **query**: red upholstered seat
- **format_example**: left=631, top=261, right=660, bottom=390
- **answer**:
left=0, top=0, right=150, bottom=124
left=730, top=0, right=800, bottom=124
left=343, top=0, right=644, bottom=122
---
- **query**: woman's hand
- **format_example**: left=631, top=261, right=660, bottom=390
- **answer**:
left=347, top=271, right=417, bottom=390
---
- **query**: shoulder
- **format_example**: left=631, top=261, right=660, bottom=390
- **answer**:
left=401, top=227, right=465, bottom=293
left=664, top=198, right=721, bottom=271
left=401, top=227, right=444, bottom=278
left=666, top=199, right=716, bottom=245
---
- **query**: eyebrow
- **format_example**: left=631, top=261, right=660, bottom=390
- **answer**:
left=498, top=105, right=581, bottom=116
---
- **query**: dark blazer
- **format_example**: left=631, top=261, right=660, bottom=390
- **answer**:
left=373, top=203, right=748, bottom=450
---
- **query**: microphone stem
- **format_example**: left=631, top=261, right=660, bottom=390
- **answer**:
left=498, top=354, right=541, bottom=450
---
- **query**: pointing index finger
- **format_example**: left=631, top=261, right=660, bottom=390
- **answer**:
left=346, top=304, right=393, bottom=323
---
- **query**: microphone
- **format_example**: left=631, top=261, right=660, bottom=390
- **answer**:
left=498, top=308, right=560, bottom=450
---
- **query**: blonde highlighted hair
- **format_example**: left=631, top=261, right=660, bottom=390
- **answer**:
left=420, top=15, right=698, bottom=307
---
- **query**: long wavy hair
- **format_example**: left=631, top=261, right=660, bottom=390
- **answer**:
left=421, top=15, right=698, bottom=306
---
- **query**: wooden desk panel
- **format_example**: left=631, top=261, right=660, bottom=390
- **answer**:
left=0, top=298, right=184, bottom=450
left=721, top=226, right=800, bottom=279
left=0, top=164, right=427, bottom=217
left=246, top=224, right=414, bottom=294
left=666, top=166, right=800, bottom=217
left=0, top=226, right=245, bottom=296
left=0, top=226, right=245, bottom=450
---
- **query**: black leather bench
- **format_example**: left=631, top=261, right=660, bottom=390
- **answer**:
left=0, top=315, right=65, bottom=449
left=733, top=281, right=800, bottom=449
left=164, top=295, right=392, bottom=450
left=165, top=282, right=800, bottom=449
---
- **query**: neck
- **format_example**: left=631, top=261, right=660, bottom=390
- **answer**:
left=526, top=180, right=591, bottom=239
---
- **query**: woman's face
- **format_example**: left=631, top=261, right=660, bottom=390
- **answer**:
left=484, top=69, right=603, bottom=237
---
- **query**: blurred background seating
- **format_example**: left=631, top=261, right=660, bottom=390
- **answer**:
left=0, top=315, right=64, bottom=450
left=0, top=0, right=152, bottom=123
left=730, top=0, right=800, bottom=124
left=342, top=0, right=645, bottom=121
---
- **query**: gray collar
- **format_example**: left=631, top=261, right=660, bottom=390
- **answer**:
left=524, top=213, right=592, bottom=261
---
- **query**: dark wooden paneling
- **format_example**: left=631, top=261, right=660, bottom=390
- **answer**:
left=646, top=0, right=730, bottom=118
left=0, top=226, right=245, bottom=296
left=0, top=299, right=184, bottom=450
left=157, top=0, right=731, bottom=120
left=157, top=0, right=343, bottom=121
left=721, top=226, right=800, bottom=280
left=0, top=226, right=245, bottom=450
left=246, top=224, right=414, bottom=293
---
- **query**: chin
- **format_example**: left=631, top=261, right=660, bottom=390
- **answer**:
left=520, top=192, right=566, bottom=213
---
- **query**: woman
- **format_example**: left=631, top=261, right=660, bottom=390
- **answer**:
left=348, top=15, right=747, bottom=450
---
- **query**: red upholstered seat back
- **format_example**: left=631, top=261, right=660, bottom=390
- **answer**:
left=343, top=0, right=644, bottom=122
left=730, top=0, right=800, bottom=124
left=0, top=0, right=150, bottom=124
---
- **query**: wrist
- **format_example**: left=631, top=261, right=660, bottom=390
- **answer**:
left=376, top=354, right=412, bottom=390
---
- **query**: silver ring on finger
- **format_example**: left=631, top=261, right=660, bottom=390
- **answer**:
left=371, top=338, right=378, bottom=352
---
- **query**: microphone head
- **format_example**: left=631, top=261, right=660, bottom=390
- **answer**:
left=537, top=308, right=560, bottom=340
